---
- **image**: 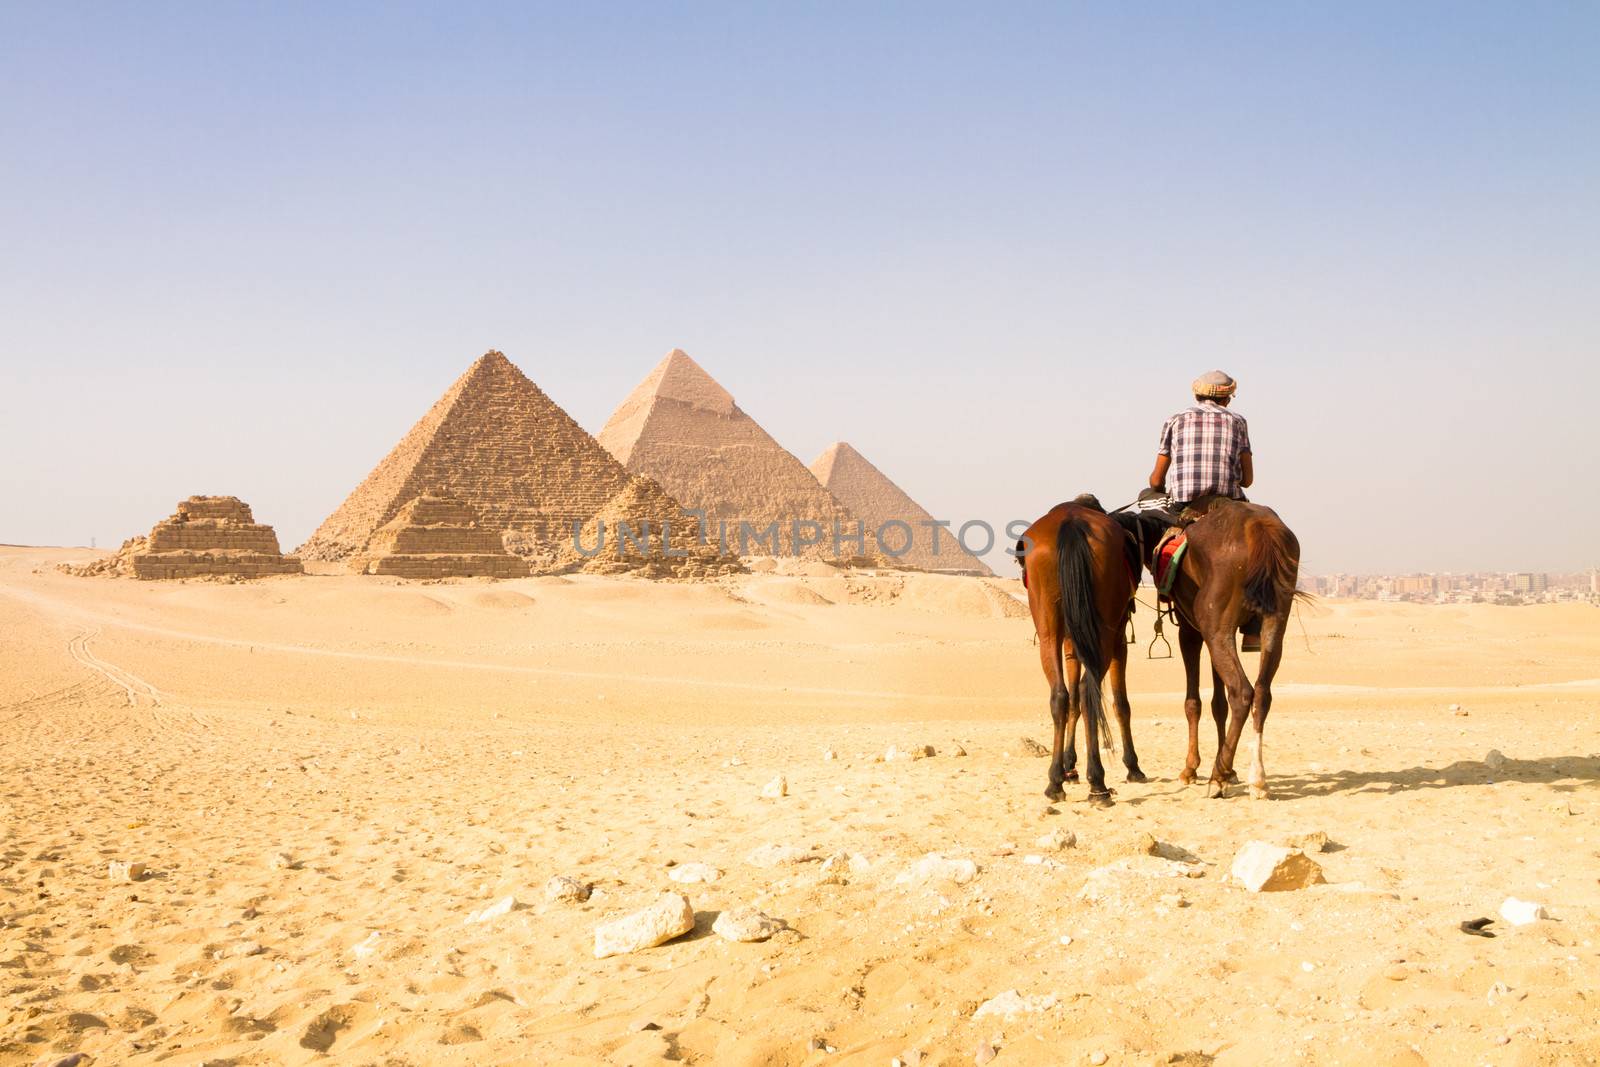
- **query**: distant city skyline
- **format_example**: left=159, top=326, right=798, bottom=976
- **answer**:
left=2, top=4, right=1595, bottom=573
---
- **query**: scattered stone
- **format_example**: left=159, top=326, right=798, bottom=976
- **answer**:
left=1283, top=830, right=1330, bottom=853
left=234, top=940, right=266, bottom=957
left=668, top=863, right=721, bottom=884
left=1383, top=964, right=1410, bottom=981
left=1016, top=736, right=1050, bottom=757
left=762, top=775, right=788, bottom=799
left=1035, top=829, right=1076, bottom=851
left=1450, top=703, right=1467, bottom=716
left=973, top=989, right=1058, bottom=1021
left=895, top=853, right=979, bottom=887
left=895, top=1051, right=924, bottom=1067
left=947, top=743, right=967, bottom=757
left=628, top=1018, right=661, bottom=1033
left=886, top=743, right=934, bottom=762
left=713, top=906, right=784, bottom=942
left=1080, top=857, right=1206, bottom=903
left=1090, top=1053, right=1109, bottom=1066
left=1485, top=749, right=1506, bottom=772
left=975, top=1042, right=998, bottom=1065
left=1230, top=842, right=1324, bottom=893
left=747, top=844, right=819, bottom=868
left=822, top=749, right=837, bottom=761
left=1459, top=917, right=1496, bottom=938
left=45, top=1056, right=88, bottom=1067
left=465, top=895, right=516, bottom=925
left=1498, top=897, right=1548, bottom=926
left=593, top=893, right=695, bottom=958
left=351, top=931, right=382, bottom=960
left=108, top=860, right=147, bottom=882
left=268, top=852, right=298, bottom=870
left=545, top=875, right=591, bottom=903
left=1158, top=893, right=1190, bottom=909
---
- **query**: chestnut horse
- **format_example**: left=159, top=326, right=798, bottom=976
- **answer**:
left=1116, top=497, right=1302, bottom=799
left=1018, top=499, right=1146, bottom=807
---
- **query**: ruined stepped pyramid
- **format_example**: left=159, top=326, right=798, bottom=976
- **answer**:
left=352, top=491, right=530, bottom=579
left=81, top=496, right=304, bottom=580
left=555, top=476, right=744, bottom=579
left=811, top=442, right=994, bottom=576
left=597, top=349, right=873, bottom=560
left=299, top=350, right=656, bottom=569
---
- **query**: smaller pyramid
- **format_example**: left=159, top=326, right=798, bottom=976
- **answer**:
left=810, top=443, right=993, bottom=576
left=353, top=491, right=530, bottom=579
left=95, top=496, right=304, bottom=580
left=555, top=477, right=745, bottom=580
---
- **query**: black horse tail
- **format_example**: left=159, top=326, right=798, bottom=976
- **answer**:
left=1056, top=518, right=1114, bottom=753
left=1243, top=518, right=1303, bottom=617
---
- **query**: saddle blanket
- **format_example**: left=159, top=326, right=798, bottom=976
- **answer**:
left=1155, top=530, right=1188, bottom=597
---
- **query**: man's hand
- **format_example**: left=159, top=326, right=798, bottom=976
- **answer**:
left=1149, top=454, right=1171, bottom=490
left=1240, top=451, right=1253, bottom=489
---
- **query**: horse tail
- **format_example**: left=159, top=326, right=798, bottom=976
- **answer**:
left=1056, top=518, right=1114, bottom=752
left=1243, top=518, right=1303, bottom=617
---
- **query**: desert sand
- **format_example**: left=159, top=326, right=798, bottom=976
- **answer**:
left=2, top=545, right=1597, bottom=1066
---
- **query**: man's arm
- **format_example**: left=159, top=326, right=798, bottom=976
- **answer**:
left=1149, top=454, right=1171, bottom=490
left=1239, top=451, right=1253, bottom=489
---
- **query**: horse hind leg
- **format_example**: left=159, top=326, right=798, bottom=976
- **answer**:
left=1247, top=613, right=1288, bottom=800
left=1178, top=625, right=1204, bottom=785
left=1041, top=635, right=1069, bottom=801
left=1062, top=654, right=1082, bottom=784
left=1211, top=663, right=1239, bottom=785
left=1108, top=636, right=1146, bottom=783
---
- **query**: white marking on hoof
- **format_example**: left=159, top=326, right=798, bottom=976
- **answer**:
left=1249, top=784, right=1270, bottom=800
left=1206, top=781, right=1226, bottom=799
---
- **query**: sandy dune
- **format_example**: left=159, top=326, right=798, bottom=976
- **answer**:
left=1, top=546, right=1597, bottom=1066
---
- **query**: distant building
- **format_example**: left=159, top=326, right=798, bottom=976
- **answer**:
left=1512, top=572, right=1548, bottom=595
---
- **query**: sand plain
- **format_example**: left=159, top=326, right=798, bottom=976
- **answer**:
left=1, top=546, right=1597, bottom=1066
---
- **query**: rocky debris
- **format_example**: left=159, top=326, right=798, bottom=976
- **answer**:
left=1036, top=831, right=1075, bottom=857
left=1450, top=703, right=1467, bottom=716
left=593, top=893, right=695, bottom=958
left=747, top=844, right=819, bottom=868
left=268, top=851, right=299, bottom=870
left=973, top=989, right=1059, bottom=1021
left=108, top=860, right=147, bottom=882
left=1230, top=842, right=1325, bottom=892
left=945, top=743, right=967, bottom=757
left=234, top=940, right=267, bottom=957
left=668, top=863, right=722, bottom=884
left=886, top=743, right=935, bottom=762
left=1282, top=830, right=1330, bottom=853
left=761, top=775, right=788, bottom=799
left=1015, top=736, right=1050, bottom=758
left=1383, top=963, right=1410, bottom=981
left=1089, top=1053, right=1109, bottom=1066
left=974, top=1041, right=998, bottom=1064
left=896, top=853, right=979, bottom=887
left=1498, top=897, right=1549, bottom=926
left=1485, top=749, right=1507, bottom=772
left=545, top=875, right=591, bottom=903
left=629, top=1018, right=661, bottom=1033
left=893, top=1050, right=924, bottom=1067
left=1080, top=857, right=1206, bottom=904
left=351, top=931, right=382, bottom=960
left=713, top=906, right=784, bottom=942
left=820, top=852, right=871, bottom=875
left=822, top=749, right=837, bottom=761
left=465, top=895, right=516, bottom=924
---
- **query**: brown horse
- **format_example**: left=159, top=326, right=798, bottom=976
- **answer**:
left=1118, top=497, right=1302, bottom=799
left=1017, top=499, right=1146, bottom=807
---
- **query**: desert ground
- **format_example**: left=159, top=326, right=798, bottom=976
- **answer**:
left=1, top=545, right=1597, bottom=1067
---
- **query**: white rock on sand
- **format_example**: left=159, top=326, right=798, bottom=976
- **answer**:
left=886, top=743, right=934, bottom=761
left=593, top=893, right=695, bottom=959
left=1035, top=829, right=1076, bottom=851
left=1485, top=749, right=1507, bottom=771
left=107, top=860, right=147, bottom=882
left=1499, top=897, right=1549, bottom=926
left=747, top=844, right=819, bottom=868
left=545, top=875, right=592, bottom=903
left=895, top=853, right=979, bottom=887
left=668, top=862, right=722, bottom=884
left=1282, top=830, right=1330, bottom=853
left=973, top=989, right=1059, bottom=1020
left=1231, top=841, right=1325, bottom=892
left=465, top=894, right=516, bottom=924
left=713, top=905, right=784, bottom=942
left=762, top=775, right=788, bottom=798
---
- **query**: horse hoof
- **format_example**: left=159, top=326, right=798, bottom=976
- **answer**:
left=1178, top=769, right=1197, bottom=785
left=1062, top=771, right=1079, bottom=783
left=1224, top=770, right=1241, bottom=784
left=1126, top=770, right=1150, bottom=784
left=1087, top=791, right=1115, bottom=809
left=1044, top=786, right=1065, bottom=802
left=1206, top=781, right=1227, bottom=799
left=1249, top=784, right=1270, bottom=801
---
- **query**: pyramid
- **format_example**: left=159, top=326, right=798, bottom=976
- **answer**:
left=811, top=443, right=994, bottom=576
left=555, top=476, right=744, bottom=579
left=68, top=496, right=304, bottom=580
left=597, top=349, right=873, bottom=560
left=299, top=351, right=649, bottom=568
left=352, top=491, right=530, bottom=579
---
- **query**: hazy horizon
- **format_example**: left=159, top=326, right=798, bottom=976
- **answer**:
left=3, top=4, right=1596, bottom=574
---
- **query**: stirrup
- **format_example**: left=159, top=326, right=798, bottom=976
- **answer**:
left=1147, top=609, right=1173, bottom=660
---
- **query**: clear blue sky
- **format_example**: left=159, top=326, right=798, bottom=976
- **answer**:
left=3, top=3, right=1595, bottom=573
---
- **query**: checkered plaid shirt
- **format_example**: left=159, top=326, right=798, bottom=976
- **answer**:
left=1158, top=400, right=1252, bottom=503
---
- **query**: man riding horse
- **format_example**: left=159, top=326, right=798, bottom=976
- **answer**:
left=1145, top=369, right=1262, bottom=652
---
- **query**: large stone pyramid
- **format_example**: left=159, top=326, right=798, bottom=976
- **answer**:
left=300, top=351, right=645, bottom=567
left=597, top=349, right=872, bottom=559
left=811, top=442, right=994, bottom=576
